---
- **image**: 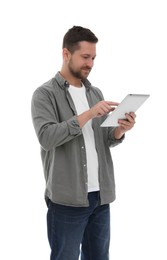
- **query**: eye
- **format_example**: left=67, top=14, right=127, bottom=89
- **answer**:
left=82, top=55, right=96, bottom=61
left=82, top=55, right=89, bottom=59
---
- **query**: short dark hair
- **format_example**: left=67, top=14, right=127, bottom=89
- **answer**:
left=62, top=26, right=98, bottom=53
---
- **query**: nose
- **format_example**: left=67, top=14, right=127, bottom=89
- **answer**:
left=86, top=58, right=94, bottom=68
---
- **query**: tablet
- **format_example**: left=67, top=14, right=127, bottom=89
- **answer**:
left=101, top=94, right=150, bottom=127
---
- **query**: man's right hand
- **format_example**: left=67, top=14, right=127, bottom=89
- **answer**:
left=77, top=101, right=119, bottom=128
left=90, top=101, right=119, bottom=118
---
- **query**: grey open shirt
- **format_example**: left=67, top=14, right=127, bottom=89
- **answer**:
left=31, top=72, right=124, bottom=207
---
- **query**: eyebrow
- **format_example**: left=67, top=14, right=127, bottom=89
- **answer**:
left=81, top=54, right=96, bottom=58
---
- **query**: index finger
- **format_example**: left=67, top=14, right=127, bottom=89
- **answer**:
left=129, top=112, right=136, bottom=119
left=105, top=101, right=119, bottom=106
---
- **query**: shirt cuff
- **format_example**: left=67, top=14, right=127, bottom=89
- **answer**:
left=67, top=116, right=82, bottom=136
left=109, top=127, right=125, bottom=145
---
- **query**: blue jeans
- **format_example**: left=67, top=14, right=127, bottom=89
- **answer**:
left=47, top=191, right=110, bottom=260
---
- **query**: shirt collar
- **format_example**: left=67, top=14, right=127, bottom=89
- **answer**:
left=55, top=72, right=91, bottom=90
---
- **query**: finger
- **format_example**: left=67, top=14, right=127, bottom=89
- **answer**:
left=102, top=101, right=119, bottom=113
left=110, top=107, right=116, bottom=112
left=125, top=113, right=136, bottom=123
left=105, top=101, right=119, bottom=106
left=118, top=119, right=130, bottom=126
left=100, top=102, right=115, bottom=112
left=98, top=105, right=111, bottom=115
left=129, top=112, right=136, bottom=119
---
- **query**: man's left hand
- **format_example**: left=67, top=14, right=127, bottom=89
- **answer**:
left=118, top=112, right=136, bottom=132
left=114, top=112, right=136, bottom=139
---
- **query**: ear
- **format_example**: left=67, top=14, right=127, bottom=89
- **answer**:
left=62, top=48, right=71, bottom=62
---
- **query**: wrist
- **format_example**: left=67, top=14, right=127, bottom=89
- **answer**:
left=89, top=108, right=96, bottom=119
left=77, top=110, right=93, bottom=128
left=114, top=127, right=125, bottom=140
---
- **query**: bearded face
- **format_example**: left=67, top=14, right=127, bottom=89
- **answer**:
left=66, top=41, right=96, bottom=80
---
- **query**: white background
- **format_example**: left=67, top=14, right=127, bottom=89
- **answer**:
left=0, top=0, right=167, bottom=259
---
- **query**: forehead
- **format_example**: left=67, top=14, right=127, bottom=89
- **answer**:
left=76, top=41, right=96, bottom=55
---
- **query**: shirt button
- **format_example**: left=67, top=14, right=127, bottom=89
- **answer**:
left=84, top=164, right=86, bottom=167
left=81, top=146, right=84, bottom=149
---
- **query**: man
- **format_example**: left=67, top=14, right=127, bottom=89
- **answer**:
left=31, top=26, right=136, bottom=260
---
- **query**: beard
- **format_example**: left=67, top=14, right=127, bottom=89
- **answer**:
left=68, top=61, right=91, bottom=80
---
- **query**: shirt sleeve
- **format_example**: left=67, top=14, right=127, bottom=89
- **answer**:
left=107, top=127, right=125, bottom=147
left=31, top=88, right=82, bottom=151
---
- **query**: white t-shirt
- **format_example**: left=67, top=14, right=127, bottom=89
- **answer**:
left=68, top=84, right=100, bottom=192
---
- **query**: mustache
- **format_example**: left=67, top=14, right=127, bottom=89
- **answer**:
left=82, top=66, right=91, bottom=70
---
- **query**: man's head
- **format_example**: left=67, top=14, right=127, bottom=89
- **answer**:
left=62, top=26, right=98, bottom=54
left=61, top=26, right=98, bottom=83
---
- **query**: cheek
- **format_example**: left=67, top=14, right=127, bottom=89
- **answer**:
left=70, top=56, right=85, bottom=70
